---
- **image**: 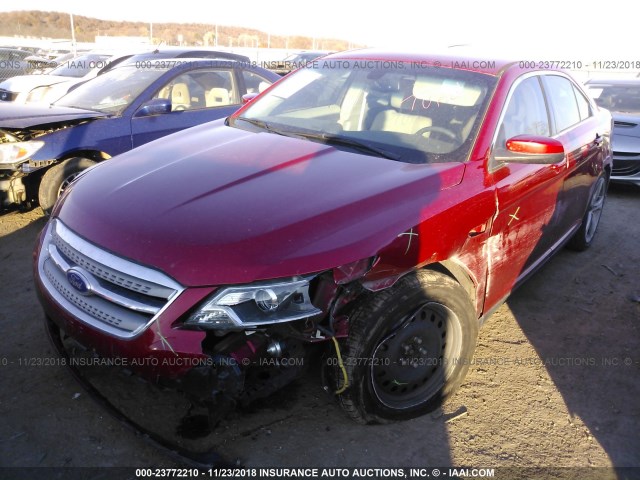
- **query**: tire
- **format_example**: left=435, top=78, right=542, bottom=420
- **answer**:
left=336, top=269, right=478, bottom=424
left=38, top=157, right=96, bottom=215
left=567, top=175, right=607, bottom=251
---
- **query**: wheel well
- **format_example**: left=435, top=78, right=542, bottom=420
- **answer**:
left=422, top=261, right=477, bottom=312
left=60, top=151, right=111, bottom=163
left=25, top=151, right=109, bottom=191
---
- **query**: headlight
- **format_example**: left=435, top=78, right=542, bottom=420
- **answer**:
left=0, top=141, right=45, bottom=167
left=185, top=276, right=321, bottom=330
left=36, top=83, right=69, bottom=104
left=25, top=85, right=50, bottom=103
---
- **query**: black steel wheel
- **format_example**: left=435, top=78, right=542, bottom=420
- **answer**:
left=370, top=301, right=462, bottom=410
left=336, top=269, right=478, bottom=424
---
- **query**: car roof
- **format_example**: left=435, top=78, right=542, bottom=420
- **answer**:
left=291, top=50, right=330, bottom=56
left=108, top=57, right=280, bottom=81
left=584, top=78, right=640, bottom=86
left=124, top=48, right=250, bottom=64
left=113, top=57, right=247, bottom=71
left=327, top=48, right=516, bottom=76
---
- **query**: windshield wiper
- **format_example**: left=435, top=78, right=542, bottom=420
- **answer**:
left=233, top=118, right=400, bottom=159
left=234, top=117, right=300, bottom=138
left=292, top=132, right=400, bottom=160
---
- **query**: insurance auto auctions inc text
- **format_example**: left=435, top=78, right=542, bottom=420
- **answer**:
left=199, top=467, right=495, bottom=479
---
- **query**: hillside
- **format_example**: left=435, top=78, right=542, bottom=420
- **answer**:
left=1, top=10, right=356, bottom=50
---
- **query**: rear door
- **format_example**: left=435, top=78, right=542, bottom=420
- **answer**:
left=540, top=74, right=605, bottom=233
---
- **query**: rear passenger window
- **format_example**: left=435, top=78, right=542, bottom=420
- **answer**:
left=573, top=84, right=592, bottom=121
left=541, top=75, right=581, bottom=133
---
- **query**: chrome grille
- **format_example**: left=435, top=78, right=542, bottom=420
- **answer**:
left=50, top=228, right=174, bottom=298
left=38, top=219, right=184, bottom=339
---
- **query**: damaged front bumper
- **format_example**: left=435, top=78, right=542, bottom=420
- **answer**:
left=0, top=129, right=54, bottom=206
left=34, top=218, right=329, bottom=409
left=42, top=315, right=231, bottom=467
left=1, top=160, right=56, bottom=207
left=35, top=219, right=227, bottom=383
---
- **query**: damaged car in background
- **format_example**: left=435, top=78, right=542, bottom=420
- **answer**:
left=34, top=50, right=611, bottom=451
left=0, top=47, right=38, bottom=81
left=0, top=56, right=279, bottom=213
left=0, top=52, right=129, bottom=104
left=585, top=78, right=640, bottom=187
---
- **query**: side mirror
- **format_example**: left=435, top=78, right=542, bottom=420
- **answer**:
left=136, top=98, right=172, bottom=117
left=494, top=135, right=565, bottom=164
left=242, top=93, right=259, bottom=105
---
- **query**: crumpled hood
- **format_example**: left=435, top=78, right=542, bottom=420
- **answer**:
left=57, top=122, right=464, bottom=287
left=0, top=103, right=107, bottom=129
left=612, top=112, right=640, bottom=152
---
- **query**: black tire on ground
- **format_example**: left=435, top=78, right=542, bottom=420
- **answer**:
left=336, top=269, right=478, bottom=424
left=567, top=175, right=607, bottom=252
left=38, top=157, right=96, bottom=214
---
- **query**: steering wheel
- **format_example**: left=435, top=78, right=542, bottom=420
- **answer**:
left=415, top=125, right=459, bottom=142
left=173, top=105, right=186, bottom=111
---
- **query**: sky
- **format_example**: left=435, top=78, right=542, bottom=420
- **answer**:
left=0, top=0, right=637, bottom=60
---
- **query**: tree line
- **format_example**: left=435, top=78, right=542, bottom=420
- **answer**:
left=2, top=10, right=355, bottom=50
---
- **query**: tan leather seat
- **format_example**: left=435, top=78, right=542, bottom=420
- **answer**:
left=171, top=83, right=191, bottom=110
left=371, top=92, right=432, bottom=134
left=205, top=88, right=231, bottom=107
left=156, top=85, right=170, bottom=99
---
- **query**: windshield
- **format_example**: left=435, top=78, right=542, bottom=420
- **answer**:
left=232, top=61, right=496, bottom=164
left=49, top=54, right=112, bottom=78
left=55, top=65, right=167, bottom=114
left=587, top=84, right=640, bottom=114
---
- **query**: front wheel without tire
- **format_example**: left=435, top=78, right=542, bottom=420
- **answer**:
left=38, top=157, right=96, bottom=214
left=337, top=269, right=478, bottom=424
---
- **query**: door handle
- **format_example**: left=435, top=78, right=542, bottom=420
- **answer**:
left=594, top=134, right=603, bottom=146
left=468, top=222, right=488, bottom=237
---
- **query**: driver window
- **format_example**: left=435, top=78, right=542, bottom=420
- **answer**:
left=497, top=76, right=550, bottom=148
left=154, top=69, right=236, bottom=111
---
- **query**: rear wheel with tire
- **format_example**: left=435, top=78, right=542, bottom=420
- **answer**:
left=337, top=269, right=478, bottom=424
left=38, top=157, right=96, bottom=214
left=567, top=175, right=607, bottom=251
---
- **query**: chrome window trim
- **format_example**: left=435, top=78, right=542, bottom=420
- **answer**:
left=488, top=71, right=592, bottom=173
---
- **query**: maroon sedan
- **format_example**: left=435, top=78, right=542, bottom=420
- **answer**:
left=34, top=50, right=612, bottom=427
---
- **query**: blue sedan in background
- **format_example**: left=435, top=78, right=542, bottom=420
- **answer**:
left=0, top=58, right=279, bottom=212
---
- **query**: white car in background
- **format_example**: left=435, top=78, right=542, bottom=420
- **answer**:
left=0, top=52, right=136, bottom=104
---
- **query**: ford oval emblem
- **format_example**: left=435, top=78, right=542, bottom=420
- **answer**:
left=66, top=268, right=92, bottom=296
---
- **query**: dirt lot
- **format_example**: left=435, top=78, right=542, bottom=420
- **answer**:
left=0, top=185, right=638, bottom=478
